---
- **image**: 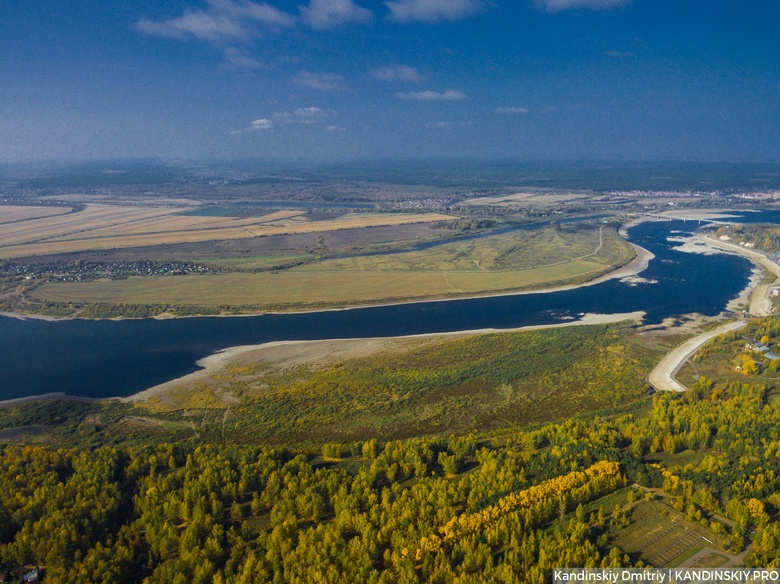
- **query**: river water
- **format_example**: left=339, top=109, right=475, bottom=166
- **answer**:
left=0, top=215, right=769, bottom=401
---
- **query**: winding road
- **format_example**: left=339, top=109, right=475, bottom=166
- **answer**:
left=648, top=231, right=780, bottom=393
left=647, top=320, right=746, bottom=392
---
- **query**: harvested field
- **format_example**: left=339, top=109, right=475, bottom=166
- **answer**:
left=609, top=499, right=728, bottom=568
left=19, top=223, right=453, bottom=263
left=460, top=191, right=592, bottom=207
left=0, top=205, right=72, bottom=224
left=0, top=203, right=454, bottom=258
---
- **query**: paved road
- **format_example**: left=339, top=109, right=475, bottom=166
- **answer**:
left=648, top=320, right=747, bottom=392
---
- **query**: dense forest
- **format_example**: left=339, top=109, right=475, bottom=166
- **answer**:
left=3, top=320, right=780, bottom=581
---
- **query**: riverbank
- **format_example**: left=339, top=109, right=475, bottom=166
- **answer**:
left=0, top=239, right=653, bottom=323
left=121, top=311, right=646, bottom=404
left=699, top=233, right=780, bottom=316
left=647, top=319, right=747, bottom=392
left=0, top=215, right=754, bottom=405
left=0, top=217, right=654, bottom=320
left=0, top=392, right=84, bottom=408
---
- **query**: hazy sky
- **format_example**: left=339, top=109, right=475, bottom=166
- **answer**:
left=2, top=0, right=779, bottom=163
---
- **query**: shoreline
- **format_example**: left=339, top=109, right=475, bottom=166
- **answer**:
left=697, top=233, right=780, bottom=316
left=119, top=310, right=647, bottom=404
left=0, top=392, right=88, bottom=408
left=0, top=242, right=655, bottom=323
left=118, top=220, right=777, bottom=404
left=0, top=218, right=655, bottom=323
left=6, top=212, right=764, bottom=406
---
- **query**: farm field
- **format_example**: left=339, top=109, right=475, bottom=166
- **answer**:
left=0, top=205, right=73, bottom=224
left=31, top=224, right=635, bottom=309
left=0, top=204, right=454, bottom=259
left=608, top=498, right=733, bottom=567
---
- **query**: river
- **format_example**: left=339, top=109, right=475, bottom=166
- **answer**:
left=0, top=214, right=771, bottom=401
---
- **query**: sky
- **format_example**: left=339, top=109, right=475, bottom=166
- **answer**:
left=1, top=0, right=779, bottom=163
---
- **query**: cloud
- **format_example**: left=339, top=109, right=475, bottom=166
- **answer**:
left=496, top=107, right=529, bottom=114
left=396, top=89, right=468, bottom=101
left=299, top=0, right=372, bottom=29
left=533, top=0, right=630, bottom=12
left=244, top=106, right=332, bottom=132
left=370, top=65, right=423, bottom=83
left=222, top=46, right=264, bottom=69
left=385, top=0, right=480, bottom=23
left=326, top=125, right=347, bottom=131
left=250, top=118, right=275, bottom=131
left=272, top=107, right=329, bottom=124
left=424, top=121, right=472, bottom=129
left=295, top=70, right=347, bottom=90
left=136, top=0, right=294, bottom=43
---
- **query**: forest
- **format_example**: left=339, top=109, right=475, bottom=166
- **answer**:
left=714, top=224, right=780, bottom=254
left=3, top=320, right=780, bottom=581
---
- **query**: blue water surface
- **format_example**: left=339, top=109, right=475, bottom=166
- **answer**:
left=0, top=217, right=761, bottom=400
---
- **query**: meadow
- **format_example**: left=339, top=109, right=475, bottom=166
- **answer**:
left=133, top=323, right=652, bottom=444
left=30, top=224, right=635, bottom=310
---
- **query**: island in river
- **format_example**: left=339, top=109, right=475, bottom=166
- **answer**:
left=0, top=214, right=764, bottom=402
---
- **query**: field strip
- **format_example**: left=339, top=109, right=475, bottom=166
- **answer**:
left=33, top=210, right=189, bottom=243
left=45, top=209, right=304, bottom=241
left=0, top=205, right=185, bottom=246
left=45, top=213, right=306, bottom=242
left=33, top=258, right=613, bottom=307
left=0, top=205, right=73, bottom=225
left=0, top=211, right=455, bottom=258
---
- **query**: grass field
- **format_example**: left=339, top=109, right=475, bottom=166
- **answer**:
left=132, top=323, right=651, bottom=442
left=609, top=498, right=730, bottom=567
left=32, top=224, right=635, bottom=309
left=197, top=254, right=313, bottom=270
left=0, top=204, right=454, bottom=258
left=299, top=224, right=619, bottom=272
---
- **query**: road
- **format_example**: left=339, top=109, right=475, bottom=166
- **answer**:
left=648, top=231, right=780, bottom=393
left=647, top=320, right=747, bottom=392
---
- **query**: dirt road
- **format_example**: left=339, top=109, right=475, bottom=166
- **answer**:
left=647, top=320, right=747, bottom=392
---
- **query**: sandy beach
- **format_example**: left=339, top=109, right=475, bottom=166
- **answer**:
left=128, top=214, right=777, bottom=403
